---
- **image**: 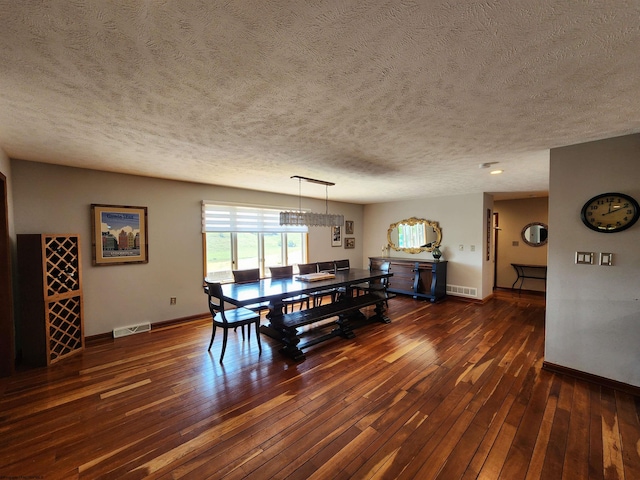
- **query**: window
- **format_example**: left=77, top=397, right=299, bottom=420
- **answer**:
left=202, top=202, right=308, bottom=282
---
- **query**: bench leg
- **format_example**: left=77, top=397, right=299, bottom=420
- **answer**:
left=274, top=325, right=306, bottom=361
left=334, top=312, right=358, bottom=339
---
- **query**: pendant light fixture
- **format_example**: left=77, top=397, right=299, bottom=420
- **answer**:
left=279, top=175, right=344, bottom=227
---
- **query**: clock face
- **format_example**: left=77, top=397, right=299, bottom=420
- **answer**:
left=580, top=192, right=640, bottom=232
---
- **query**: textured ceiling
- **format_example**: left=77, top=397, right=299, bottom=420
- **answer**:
left=1, top=1, right=639, bottom=203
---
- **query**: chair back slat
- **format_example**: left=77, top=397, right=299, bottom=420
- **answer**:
left=232, top=268, right=260, bottom=283
left=205, top=281, right=226, bottom=319
left=269, top=265, right=293, bottom=278
left=317, top=261, right=335, bottom=273
left=334, top=259, right=350, bottom=271
left=371, top=261, right=390, bottom=286
left=297, top=262, right=317, bottom=274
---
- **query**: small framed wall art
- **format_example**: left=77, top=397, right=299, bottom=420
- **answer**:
left=345, top=220, right=354, bottom=235
left=91, top=204, right=148, bottom=266
left=331, top=225, right=342, bottom=247
left=345, top=237, right=355, bottom=249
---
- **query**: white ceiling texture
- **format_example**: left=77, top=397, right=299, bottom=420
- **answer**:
left=1, top=1, right=639, bottom=203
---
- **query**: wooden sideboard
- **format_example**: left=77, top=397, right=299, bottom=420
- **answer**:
left=369, top=257, right=447, bottom=302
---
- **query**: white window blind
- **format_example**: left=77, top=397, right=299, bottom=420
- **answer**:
left=202, top=202, right=308, bottom=233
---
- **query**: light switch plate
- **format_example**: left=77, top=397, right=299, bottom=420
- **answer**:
left=599, top=252, right=613, bottom=266
left=575, top=252, right=594, bottom=264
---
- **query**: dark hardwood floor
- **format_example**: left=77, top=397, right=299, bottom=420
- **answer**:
left=1, top=291, right=639, bottom=479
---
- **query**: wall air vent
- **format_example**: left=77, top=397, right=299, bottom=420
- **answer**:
left=113, top=322, right=151, bottom=338
left=446, top=285, right=478, bottom=298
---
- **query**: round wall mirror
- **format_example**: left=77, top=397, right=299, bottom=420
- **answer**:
left=521, top=222, right=548, bottom=247
left=387, top=217, right=442, bottom=254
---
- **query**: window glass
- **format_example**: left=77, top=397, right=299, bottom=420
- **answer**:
left=236, top=232, right=259, bottom=270
left=205, top=232, right=232, bottom=282
left=202, top=203, right=308, bottom=281
left=287, top=233, right=305, bottom=267
left=263, top=233, right=283, bottom=272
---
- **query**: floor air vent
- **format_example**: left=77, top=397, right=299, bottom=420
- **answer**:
left=446, top=285, right=478, bottom=298
left=113, top=322, right=151, bottom=338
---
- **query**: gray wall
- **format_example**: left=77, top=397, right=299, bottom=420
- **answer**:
left=10, top=160, right=364, bottom=336
left=546, top=134, right=640, bottom=387
left=363, top=192, right=494, bottom=301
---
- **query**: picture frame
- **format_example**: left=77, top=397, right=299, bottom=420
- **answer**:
left=331, top=225, right=342, bottom=247
left=345, top=237, right=355, bottom=249
left=91, top=204, right=148, bottom=266
left=345, top=220, right=354, bottom=235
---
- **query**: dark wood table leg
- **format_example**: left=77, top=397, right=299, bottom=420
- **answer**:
left=276, top=324, right=305, bottom=361
left=372, top=300, right=391, bottom=324
left=261, top=300, right=286, bottom=340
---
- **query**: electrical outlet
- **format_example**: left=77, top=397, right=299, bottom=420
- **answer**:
left=470, top=245, right=476, bottom=252
left=599, top=252, right=613, bottom=266
left=170, top=297, right=177, bottom=305
left=575, top=252, right=594, bottom=265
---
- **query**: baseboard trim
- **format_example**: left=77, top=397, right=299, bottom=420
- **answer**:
left=85, top=313, right=209, bottom=347
left=85, top=332, right=113, bottom=347
left=446, top=294, right=488, bottom=304
left=542, top=361, right=640, bottom=397
left=151, top=313, right=210, bottom=331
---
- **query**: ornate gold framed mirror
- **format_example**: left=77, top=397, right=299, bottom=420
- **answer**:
left=387, top=217, right=442, bottom=254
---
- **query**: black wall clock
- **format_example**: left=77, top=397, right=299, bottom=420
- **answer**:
left=580, top=192, right=640, bottom=232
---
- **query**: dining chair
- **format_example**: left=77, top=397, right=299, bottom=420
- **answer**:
left=297, top=262, right=318, bottom=275
left=231, top=268, right=269, bottom=338
left=232, top=268, right=270, bottom=314
left=269, top=265, right=310, bottom=312
left=316, top=261, right=335, bottom=273
left=355, top=260, right=391, bottom=307
left=333, top=259, right=350, bottom=300
left=334, top=259, right=350, bottom=271
left=232, top=268, right=261, bottom=283
left=204, top=281, right=262, bottom=362
left=312, top=261, right=338, bottom=306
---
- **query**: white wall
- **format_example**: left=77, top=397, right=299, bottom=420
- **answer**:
left=363, top=192, right=493, bottom=301
left=546, top=134, right=640, bottom=387
left=11, top=160, right=364, bottom=336
left=494, top=197, right=549, bottom=291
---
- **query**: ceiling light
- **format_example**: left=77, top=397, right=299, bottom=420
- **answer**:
left=490, top=169, right=504, bottom=175
left=279, top=176, right=344, bottom=227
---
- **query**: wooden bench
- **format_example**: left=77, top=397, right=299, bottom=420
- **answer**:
left=266, top=291, right=393, bottom=361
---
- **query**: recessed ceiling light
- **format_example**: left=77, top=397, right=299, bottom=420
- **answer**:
left=490, top=169, right=503, bottom=175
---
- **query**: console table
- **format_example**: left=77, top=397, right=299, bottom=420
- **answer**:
left=511, top=263, right=547, bottom=294
left=369, top=257, right=447, bottom=302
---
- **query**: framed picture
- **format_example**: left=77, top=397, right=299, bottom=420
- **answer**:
left=91, top=204, right=148, bottom=266
left=345, top=220, right=354, bottom=235
left=331, top=225, right=342, bottom=247
left=345, top=237, right=355, bottom=249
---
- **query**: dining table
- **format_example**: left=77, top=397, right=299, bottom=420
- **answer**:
left=208, top=268, right=393, bottom=360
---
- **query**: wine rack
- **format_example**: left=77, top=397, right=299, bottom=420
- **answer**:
left=18, top=234, right=84, bottom=366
